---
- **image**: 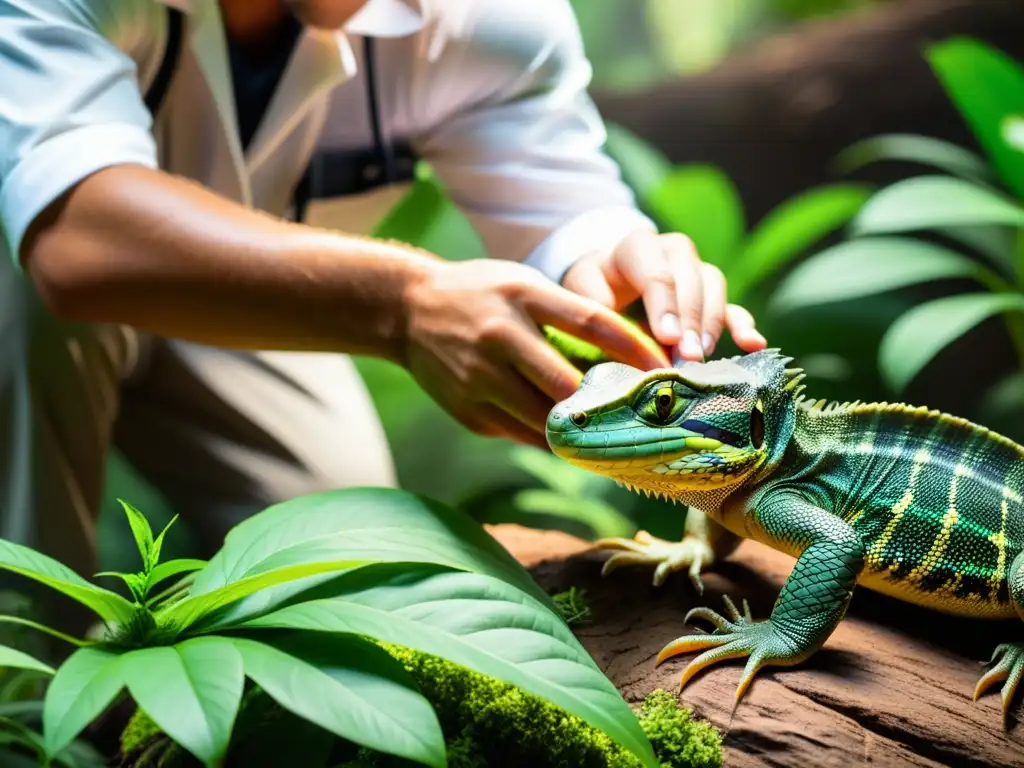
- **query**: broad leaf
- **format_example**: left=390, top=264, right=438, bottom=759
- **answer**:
left=372, top=166, right=445, bottom=246
left=43, top=648, right=124, bottom=758
left=0, top=644, right=54, bottom=676
left=603, top=123, right=674, bottom=203
left=230, top=635, right=445, bottom=768
left=121, top=638, right=243, bottom=767
left=191, top=488, right=552, bottom=609
left=834, top=133, right=993, bottom=185
left=771, top=237, right=1002, bottom=314
left=852, top=176, right=1024, bottom=236
left=927, top=37, right=1024, bottom=199
left=240, top=566, right=659, bottom=768
left=941, top=225, right=1017, bottom=276
left=648, top=164, right=745, bottom=269
left=0, top=540, right=136, bottom=623
left=880, top=292, right=1024, bottom=392
left=118, top=500, right=155, bottom=571
left=730, top=184, right=871, bottom=300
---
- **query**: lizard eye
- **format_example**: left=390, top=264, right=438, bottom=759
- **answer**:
left=655, top=387, right=675, bottom=420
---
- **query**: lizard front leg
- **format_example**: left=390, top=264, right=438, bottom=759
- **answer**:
left=974, top=549, right=1024, bottom=722
left=593, top=507, right=740, bottom=591
left=657, top=491, right=864, bottom=702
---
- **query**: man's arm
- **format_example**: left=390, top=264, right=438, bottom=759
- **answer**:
left=412, top=0, right=765, bottom=361
left=1, top=0, right=667, bottom=447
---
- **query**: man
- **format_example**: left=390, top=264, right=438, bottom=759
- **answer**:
left=0, top=0, right=765, bottom=579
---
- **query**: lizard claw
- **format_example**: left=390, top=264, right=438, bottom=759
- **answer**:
left=593, top=530, right=712, bottom=592
left=974, top=642, right=1024, bottom=725
left=657, top=594, right=800, bottom=702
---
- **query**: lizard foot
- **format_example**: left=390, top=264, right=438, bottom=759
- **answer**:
left=974, top=642, right=1024, bottom=722
left=656, top=595, right=805, bottom=702
left=592, top=530, right=712, bottom=591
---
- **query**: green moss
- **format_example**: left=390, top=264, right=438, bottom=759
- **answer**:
left=552, top=586, right=592, bottom=627
left=344, top=644, right=722, bottom=768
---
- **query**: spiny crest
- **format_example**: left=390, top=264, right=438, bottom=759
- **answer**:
left=614, top=479, right=682, bottom=504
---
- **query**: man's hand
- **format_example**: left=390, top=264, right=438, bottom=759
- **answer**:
left=562, top=227, right=766, bottom=362
left=403, top=259, right=670, bottom=449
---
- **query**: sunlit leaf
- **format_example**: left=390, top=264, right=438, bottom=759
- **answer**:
left=648, top=164, right=745, bottom=268
left=771, top=237, right=1002, bottom=314
left=372, top=166, right=446, bottom=247
left=0, top=644, right=54, bottom=676
left=880, top=292, right=1024, bottom=392
left=730, top=183, right=872, bottom=300
left=147, top=559, right=207, bottom=590
left=230, top=635, right=445, bottom=768
left=852, top=176, right=1024, bottom=236
left=43, top=648, right=124, bottom=758
left=927, top=37, right=1024, bottom=198
left=121, top=638, right=243, bottom=767
left=834, top=133, right=994, bottom=185
left=149, top=515, right=180, bottom=572
left=239, top=566, right=658, bottom=768
left=190, top=488, right=554, bottom=619
left=0, top=540, right=136, bottom=623
left=603, top=123, right=674, bottom=203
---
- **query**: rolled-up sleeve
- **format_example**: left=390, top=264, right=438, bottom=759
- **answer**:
left=0, top=0, right=160, bottom=268
left=411, top=0, right=655, bottom=284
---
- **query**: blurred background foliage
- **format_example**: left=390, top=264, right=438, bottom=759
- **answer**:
left=100, top=0, right=1024, bottom=575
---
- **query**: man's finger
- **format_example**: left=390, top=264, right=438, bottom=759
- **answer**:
left=611, top=228, right=683, bottom=348
left=700, top=263, right=727, bottom=357
left=485, top=367, right=557, bottom=434
left=504, top=323, right=586, bottom=403
left=725, top=304, right=767, bottom=351
left=525, top=284, right=670, bottom=371
left=662, top=234, right=705, bottom=362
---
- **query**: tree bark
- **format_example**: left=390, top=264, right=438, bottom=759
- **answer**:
left=592, top=0, right=1024, bottom=226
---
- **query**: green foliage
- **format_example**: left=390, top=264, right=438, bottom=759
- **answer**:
left=771, top=37, right=1024, bottom=396
left=553, top=586, right=593, bottom=627
left=638, top=690, right=722, bottom=768
left=0, top=492, right=659, bottom=768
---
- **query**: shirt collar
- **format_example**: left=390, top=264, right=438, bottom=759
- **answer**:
left=161, top=0, right=426, bottom=38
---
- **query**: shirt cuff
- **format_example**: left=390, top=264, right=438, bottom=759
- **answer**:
left=1, top=123, right=158, bottom=267
left=522, top=205, right=658, bottom=284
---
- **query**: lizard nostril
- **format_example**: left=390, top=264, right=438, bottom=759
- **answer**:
left=570, top=411, right=588, bottom=427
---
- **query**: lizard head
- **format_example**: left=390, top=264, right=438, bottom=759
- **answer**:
left=545, top=348, right=804, bottom=505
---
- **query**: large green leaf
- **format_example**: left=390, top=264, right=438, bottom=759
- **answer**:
left=771, top=237, right=1003, bottom=314
left=647, top=164, right=745, bottom=268
left=121, top=638, right=243, bottom=767
left=0, top=645, right=54, bottom=676
left=371, top=165, right=446, bottom=246
left=834, top=133, right=994, bottom=185
left=230, top=635, right=445, bottom=768
left=603, top=123, right=675, bottom=205
left=729, top=183, right=872, bottom=300
left=43, top=648, right=124, bottom=758
left=880, top=292, right=1024, bottom=392
left=190, top=488, right=553, bottom=614
left=941, top=225, right=1017, bottom=276
left=851, top=176, right=1024, bottom=237
left=0, top=540, right=136, bottom=624
left=239, top=566, right=658, bottom=768
left=927, top=37, right=1024, bottom=199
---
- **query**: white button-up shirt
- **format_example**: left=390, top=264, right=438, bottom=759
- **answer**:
left=0, top=0, right=655, bottom=283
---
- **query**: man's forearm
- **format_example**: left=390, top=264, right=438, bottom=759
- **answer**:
left=20, top=164, right=439, bottom=363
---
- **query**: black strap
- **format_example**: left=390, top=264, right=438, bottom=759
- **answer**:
left=143, top=7, right=183, bottom=115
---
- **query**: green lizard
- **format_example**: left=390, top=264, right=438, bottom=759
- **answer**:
left=541, top=337, right=1024, bottom=720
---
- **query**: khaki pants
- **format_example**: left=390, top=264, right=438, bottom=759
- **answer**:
left=2, top=280, right=396, bottom=632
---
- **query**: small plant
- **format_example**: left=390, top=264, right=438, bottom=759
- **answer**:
left=772, top=37, right=1024, bottom=396
left=553, top=586, right=593, bottom=627
left=0, top=489, right=662, bottom=767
